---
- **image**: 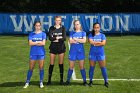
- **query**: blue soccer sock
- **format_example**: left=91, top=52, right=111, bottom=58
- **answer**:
left=67, top=68, right=73, bottom=81
left=80, top=69, right=86, bottom=82
left=40, top=69, right=44, bottom=83
left=101, top=67, right=108, bottom=83
left=89, top=66, right=95, bottom=82
left=26, top=70, right=33, bottom=83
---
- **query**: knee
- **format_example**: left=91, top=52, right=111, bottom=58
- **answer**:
left=99, top=63, right=105, bottom=68
left=29, top=68, right=34, bottom=71
left=90, top=63, right=96, bottom=67
left=69, top=67, right=74, bottom=70
left=79, top=64, right=84, bottom=69
left=59, top=61, right=63, bottom=64
left=39, top=67, right=44, bottom=70
left=50, top=63, right=54, bottom=65
left=100, top=65, right=106, bottom=68
left=70, top=65, right=75, bottom=69
left=29, top=66, right=35, bottom=70
left=50, top=61, right=54, bottom=65
left=80, top=66, right=84, bottom=70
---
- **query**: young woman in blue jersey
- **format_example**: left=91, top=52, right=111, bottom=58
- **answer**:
left=65, top=20, right=88, bottom=86
left=88, top=23, right=109, bottom=87
left=23, top=21, right=47, bottom=88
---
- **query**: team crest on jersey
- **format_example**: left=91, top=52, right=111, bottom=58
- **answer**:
left=53, top=33, right=62, bottom=36
left=78, top=37, right=83, bottom=39
left=93, top=39, right=102, bottom=42
left=32, top=38, right=42, bottom=41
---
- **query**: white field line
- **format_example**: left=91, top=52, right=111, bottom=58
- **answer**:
left=73, top=79, right=140, bottom=81
left=108, top=39, right=140, bottom=40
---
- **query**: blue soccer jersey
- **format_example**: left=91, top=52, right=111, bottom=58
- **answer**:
left=28, top=31, right=47, bottom=56
left=69, top=31, right=86, bottom=61
left=88, top=33, right=106, bottom=56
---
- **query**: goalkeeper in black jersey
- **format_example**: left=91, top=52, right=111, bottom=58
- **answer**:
left=47, top=16, right=66, bottom=85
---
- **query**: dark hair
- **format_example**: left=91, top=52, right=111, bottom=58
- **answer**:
left=34, top=21, right=41, bottom=26
left=92, top=22, right=100, bottom=36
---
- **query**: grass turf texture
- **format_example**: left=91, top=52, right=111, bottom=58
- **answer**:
left=0, top=35, right=140, bottom=93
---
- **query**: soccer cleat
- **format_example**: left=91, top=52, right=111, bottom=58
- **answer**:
left=83, top=82, right=88, bottom=86
left=46, top=81, right=51, bottom=85
left=104, top=82, right=109, bottom=88
left=23, top=83, right=29, bottom=88
left=40, top=82, right=44, bottom=88
left=65, top=81, right=70, bottom=85
left=60, top=80, right=64, bottom=85
left=88, top=81, right=93, bottom=87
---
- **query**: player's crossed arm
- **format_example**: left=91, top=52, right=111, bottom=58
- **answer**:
left=69, top=37, right=86, bottom=44
left=69, top=38, right=77, bottom=44
left=88, top=39, right=106, bottom=46
left=73, top=37, right=86, bottom=43
left=28, top=40, right=46, bottom=46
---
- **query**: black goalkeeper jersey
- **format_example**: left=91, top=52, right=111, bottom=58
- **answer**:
left=48, top=25, right=66, bottom=43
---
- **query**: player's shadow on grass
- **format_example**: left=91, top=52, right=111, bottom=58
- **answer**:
left=69, top=82, right=104, bottom=87
left=45, top=81, right=103, bottom=86
left=0, top=81, right=85, bottom=87
left=0, top=81, right=104, bottom=87
left=92, top=83, right=104, bottom=86
left=0, top=81, right=39, bottom=87
left=46, top=81, right=83, bottom=86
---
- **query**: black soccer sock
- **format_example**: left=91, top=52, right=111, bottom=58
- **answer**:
left=48, top=64, right=54, bottom=82
left=59, top=64, right=64, bottom=82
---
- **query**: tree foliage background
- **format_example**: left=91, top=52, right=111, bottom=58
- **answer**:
left=0, top=0, right=140, bottom=13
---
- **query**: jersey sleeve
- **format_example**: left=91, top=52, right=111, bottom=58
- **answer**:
left=42, top=32, right=47, bottom=40
left=69, top=31, right=73, bottom=38
left=59, top=26, right=66, bottom=42
left=28, top=33, right=32, bottom=40
left=88, top=33, right=93, bottom=39
left=83, top=32, right=86, bottom=38
left=48, top=26, right=57, bottom=41
left=101, top=34, right=106, bottom=40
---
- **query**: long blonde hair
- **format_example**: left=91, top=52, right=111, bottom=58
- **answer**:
left=73, top=20, right=82, bottom=31
left=55, top=16, right=62, bottom=26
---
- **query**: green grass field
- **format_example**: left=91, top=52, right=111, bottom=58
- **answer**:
left=0, top=35, right=140, bottom=93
